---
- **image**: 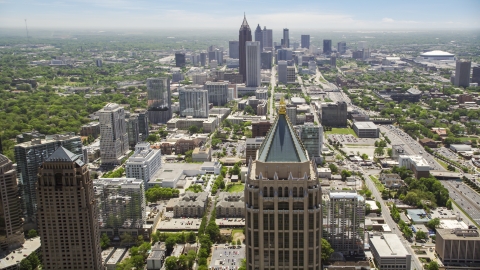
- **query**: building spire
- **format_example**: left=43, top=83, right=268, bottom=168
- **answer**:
left=278, top=97, right=286, bottom=115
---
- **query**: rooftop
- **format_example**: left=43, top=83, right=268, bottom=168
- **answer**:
left=436, top=229, right=480, bottom=240
left=353, top=121, right=378, bottom=129
left=370, top=234, right=409, bottom=257
left=420, top=50, right=454, bottom=57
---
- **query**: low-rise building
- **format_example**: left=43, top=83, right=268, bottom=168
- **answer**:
left=398, top=155, right=430, bottom=179
left=436, top=229, right=480, bottom=266
left=419, top=138, right=438, bottom=148
left=369, top=234, right=411, bottom=270
left=166, top=192, right=208, bottom=218
left=352, top=121, right=379, bottom=138
left=80, top=122, right=101, bottom=138
left=192, top=146, right=211, bottom=162
left=125, top=142, right=162, bottom=186
left=450, top=144, right=472, bottom=153
left=318, top=167, right=332, bottom=179
left=216, top=192, right=245, bottom=218
left=379, top=173, right=403, bottom=189
left=146, top=242, right=166, bottom=270
left=106, top=248, right=127, bottom=270
left=245, top=137, right=264, bottom=161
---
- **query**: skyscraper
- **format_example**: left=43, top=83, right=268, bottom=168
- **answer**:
left=263, top=27, right=273, bottom=49
left=179, top=88, right=210, bottom=118
left=229, top=41, right=240, bottom=59
left=301, top=35, right=310, bottom=49
left=246, top=41, right=261, bottom=87
left=36, top=146, right=103, bottom=269
left=204, top=81, right=229, bottom=106
left=175, top=52, right=186, bottom=67
left=472, top=66, right=480, bottom=84
left=147, top=77, right=172, bottom=124
left=323, top=39, right=332, bottom=54
left=278, top=60, right=288, bottom=84
left=298, top=122, right=323, bottom=158
left=0, top=155, right=24, bottom=250
left=282, top=28, right=290, bottom=48
left=337, top=41, right=347, bottom=54
left=245, top=99, right=323, bottom=269
left=255, top=24, right=263, bottom=52
left=99, top=103, right=129, bottom=164
left=261, top=51, right=272, bottom=69
left=126, top=113, right=140, bottom=149
left=14, top=133, right=83, bottom=224
left=239, top=14, right=252, bottom=83
left=135, top=109, right=149, bottom=141
left=200, top=52, right=207, bottom=66
left=454, top=60, right=471, bottom=87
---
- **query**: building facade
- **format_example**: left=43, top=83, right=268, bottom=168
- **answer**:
left=99, top=103, right=129, bottom=164
left=147, top=77, right=172, bottom=124
left=321, top=102, right=348, bottom=127
left=216, top=192, right=245, bottom=218
left=125, top=142, right=162, bottom=186
left=261, top=52, right=272, bottom=70
left=254, top=24, right=263, bottom=52
left=0, top=155, right=25, bottom=250
left=126, top=113, right=140, bottom=149
left=278, top=60, right=288, bottom=84
left=435, top=228, right=480, bottom=266
left=245, top=137, right=264, bottom=161
left=239, top=15, right=252, bottom=83
left=337, top=41, right=347, bottom=54
left=36, top=147, right=103, bottom=269
left=179, top=88, right=209, bottom=118
left=229, top=41, right=240, bottom=59
left=454, top=60, right=471, bottom=87
left=205, top=81, right=228, bottom=106
left=262, top=27, right=273, bottom=49
left=245, top=100, right=323, bottom=269
left=282, top=28, right=289, bottom=48
left=246, top=41, right=261, bottom=87
left=301, top=35, right=310, bottom=49
left=175, top=53, right=186, bottom=67
left=298, top=123, right=323, bottom=158
left=323, top=40, right=332, bottom=55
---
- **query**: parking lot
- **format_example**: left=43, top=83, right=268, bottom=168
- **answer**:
left=209, top=244, right=245, bottom=270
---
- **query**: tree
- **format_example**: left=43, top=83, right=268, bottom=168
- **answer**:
left=100, top=233, right=111, bottom=249
left=415, top=230, right=427, bottom=241
left=387, top=148, right=393, bottom=157
left=166, top=236, right=177, bottom=250
left=120, top=232, right=134, bottom=247
left=244, top=105, right=255, bottom=115
left=321, top=238, right=334, bottom=263
left=374, top=147, right=385, bottom=157
left=27, top=229, right=37, bottom=239
left=361, top=153, right=369, bottom=161
left=446, top=199, right=453, bottom=210
left=19, top=259, right=32, bottom=270
left=341, top=170, right=352, bottom=180
left=329, top=163, right=338, bottom=174
left=426, top=218, right=440, bottom=230
left=165, top=256, right=178, bottom=270
left=237, top=239, right=241, bottom=245
left=427, top=261, right=439, bottom=270
left=146, top=133, right=159, bottom=143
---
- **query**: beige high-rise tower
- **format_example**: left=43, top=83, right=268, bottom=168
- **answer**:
left=245, top=99, right=323, bottom=270
left=36, top=146, right=103, bottom=270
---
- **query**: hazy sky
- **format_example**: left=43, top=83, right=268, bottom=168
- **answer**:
left=1, top=0, right=479, bottom=30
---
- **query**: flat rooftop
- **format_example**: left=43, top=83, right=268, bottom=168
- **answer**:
left=0, top=237, right=41, bottom=269
left=370, top=234, right=409, bottom=257
left=354, top=121, right=378, bottom=129
left=436, top=229, right=480, bottom=240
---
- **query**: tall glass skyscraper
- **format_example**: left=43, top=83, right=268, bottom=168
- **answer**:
left=239, top=14, right=252, bottom=83
left=147, top=77, right=172, bottom=124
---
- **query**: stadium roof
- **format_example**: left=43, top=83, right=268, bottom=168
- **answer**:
left=420, top=50, right=454, bottom=57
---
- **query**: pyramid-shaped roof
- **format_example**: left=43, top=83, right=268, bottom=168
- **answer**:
left=46, top=146, right=83, bottom=166
left=255, top=24, right=262, bottom=33
left=240, top=14, right=250, bottom=30
left=257, top=100, right=309, bottom=163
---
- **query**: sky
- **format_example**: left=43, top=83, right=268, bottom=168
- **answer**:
left=0, top=0, right=479, bottom=30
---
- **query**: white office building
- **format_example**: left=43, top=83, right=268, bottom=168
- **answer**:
left=125, top=142, right=162, bottom=186
left=246, top=41, right=261, bottom=87
left=99, top=103, right=129, bottom=164
left=178, top=88, right=209, bottom=118
left=369, top=234, right=411, bottom=270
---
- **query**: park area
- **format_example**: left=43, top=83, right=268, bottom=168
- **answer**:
left=226, top=183, right=244, bottom=193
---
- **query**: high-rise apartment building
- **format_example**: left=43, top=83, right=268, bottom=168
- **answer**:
left=126, top=113, right=140, bottom=149
left=94, top=178, right=146, bottom=240
left=262, top=27, right=273, bottom=50
left=255, top=24, right=263, bottom=52
left=245, top=99, right=323, bottom=269
left=126, top=142, right=162, bottom=186
left=301, top=35, right=310, bottom=49
left=472, top=66, right=480, bottom=84
left=229, top=41, right=240, bottom=59
left=239, top=14, right=252, bottom=83
left=323, top=39, right=332, bottom=55
left=135, top=109, right=149, bottom=141
left=14, top=133, right=83, bottom=224
left=179, top=88, right=209, bottom=118
left=0, top=155, right=24, bottom=250
left=298, top=122, right=323, bottom=158
left=175, top=52, right=186, bottom=67
left=321, top=101, right=348, bottom=127
left=147, top=77, right=172, bottom=124
left=322, top=191, right=365, bottom=253
left=454, top=60, right=471, bottom=87
left=282, top=28, right=290, bottom=48
left=36, top=146, right=103, bottom=269
left=205, top=81, right=229, bottom=106
left=246, top=41, right=261, bottom=87
left=99, top=103, right=129, bottom=164
left=337, top=41, right=347, bottom=54
left=278, top=60, right=288, bottom=84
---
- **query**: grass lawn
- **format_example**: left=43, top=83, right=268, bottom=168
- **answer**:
left=435, top=158, right=457, bottom=172
left=325, top=128, right=358, bottom=138
left=226, top=183, right=245, bottom=193
left=369, top=175, right=385, bottom=192
left=455, top=136, right=478, bottom=142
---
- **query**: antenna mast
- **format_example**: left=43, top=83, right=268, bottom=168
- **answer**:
left=24, top=19, right=29, bottom=46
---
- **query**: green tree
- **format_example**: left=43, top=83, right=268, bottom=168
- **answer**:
left=415, top=230, right=427, bottom=241
left=244, top=105, right=255, bottom=115
left=361, top=153, right=369, bottom=160
left=146, top=133, right=159, bottom=143
left=427, top=261, right=439, bottom=270
left=341, top=170, right=352, bottom=180
left=188, top=125, right=199, bottom=134
left=426, top=218, right=440, bottom=230
left=329, top=163, right=338, bottom=174
left=164, top=256, right=178, bottom=270
left=120, top=232, right=134, bottom=247
left=27, top=229, right=37, bottom=239
left=100, top=233, right=111, bottom=249
left=19, top=259, right=32, bottom=270
left=321, top=238, right=334, bottom=263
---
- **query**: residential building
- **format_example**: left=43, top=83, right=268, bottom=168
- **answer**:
left=254, top=24, right=263, bottom=51
left=262, top=27, right=273, bottom=49
left=216, top=192, right=245, bottom=218
left=135, top=109, right=149, bottom=140
left=252, top=121, right=272, bottom=137
left=435, top=229, right=480, bottom=266
left=36, top=147, right=103, bottom=270
left=192, top=73, right=208, bottom=85
left=147, top=77, right=172, bottom=124
left=278, top=60, right=288, bottom=84
left=80, top=122, right=100, bottom=138
left=298, top=122, right=323, bottom=158
left=175, top=52, right=186, bottom=67
left=229, top=41, right=240, bottom=59
left=282, top=28, right=289, bottom=48
left=261, top=51, right=272, bottom=69
left=323, top=39, right=332, bottom=55
left=147, top=242, right=166, bottom=270
left=322, top=191, right=365, bottom=253
left=245, top=99, right=323, bottom=269
left=94, top=178, right=146, bottom=240
left=419, top=138, right=438, bottom=148
left=398, top=155, right=430, bottom=179
left=167, top=192, right=208, bottom=218
left=0, top=155, right=24, bottom=250
left=369, top=234, right=411, bottom=270
left=337, top=41, right=347, bottom=54
left=301, top=35, right=310, bottom=49
left=125, top=142, right=162, bottom=186
left=205, top=81, right=228, bottom=106
left=14, top=133, right=83, bottom=225
left=287, top=66, right=296, bottom=83
left=352, top=121, right=379, bottom=138
left=245, top=137, right=264, bottom=161
left=179, top=88, right=209, bottom=118
left=286, top=106, right=297, bottom=125
left=126, top=113, right=140, bottom=149
left=239, top=15, right=252, bottom=83
left=321, top=102, right=348, bottom=127
left=99, top=103, right=129, bottom=164
left=454, top=60, right=471, bottom=87
left=246, top=41, right=261, bottom=87
left=379, top=173, right=403, bottom=189
left=458, top=94, right=473, bottom=104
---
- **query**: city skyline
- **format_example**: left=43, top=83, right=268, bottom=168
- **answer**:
left=0, top=0, right=479, bottom=30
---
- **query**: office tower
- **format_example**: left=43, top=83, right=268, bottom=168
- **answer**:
left=255, top=24, right=263, bottom=51
left=263, top=27, right=273, bottom=49
left=126, top=113, right=140, bottom=149
left=229, top=41, right=240, bottom=59
left=357, top=41, right=368, bottom=50
left=99, top=103, right=129, bottom=164
left=277, top=49, right=293, bottom=62
left=239, top=14, right=252, bottom=83
left=205, top=81, right=228, bottom=106
left=472, top=66, right=480, bottom=84
left=298, top=122, right=323, bottom=158
left=278, top=60, right=288, bottom=84
left=175, top=52, right=186, bottom=67
left=323, top=39, right=332, bottom=55
left=287, top=66, right=296, bottom=83
left=208, top=50, right=216, bottom=64
left=301, top=35, right=310, bottom=49
left=0, top=155, right=24, bottom=250
left=246, top=41, right=261, bottom=87
left=261, top=51, right=272, bottom=69
left=245, top=99, right=323, bottom=269
left=190, top=54, right=199, bottom=66
left=454, top=60, right=472, bottom=87
left=215, top=49, right=223, bottom=65
left=36, top=147, right=103, bottom=270
left=94, top=178, right=146, bottom=240
left=321, top=101, right=348, bottom=127
left=330, top=55, right=337, bottom=67
left=14, top=133, right=83, bottom=224
left=147, top=77, right=172, bottom=124
left=293, top=42, right=299, bottom=50
left=126, top=142, right=161, bottom=186
left=282, top=28, right=289, bottom=48
left=179, top=88, right=210, bottom=118
left=322, top=191, right=365, bottom=254
left=95, top=58, right=102, bottom=67
left=135, top=109, right=149, bottom=141
left=200, top=52, right=207, bottom=66
left=337, top=41, right=347, bottom=54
